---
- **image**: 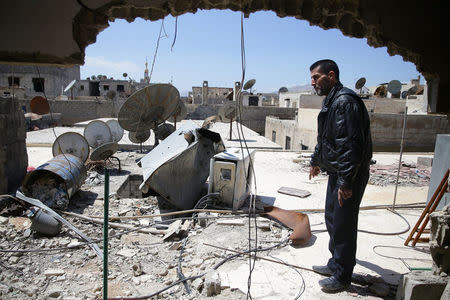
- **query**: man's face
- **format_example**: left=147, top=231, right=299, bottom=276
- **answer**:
left=310, top=66, right=333, bottom=96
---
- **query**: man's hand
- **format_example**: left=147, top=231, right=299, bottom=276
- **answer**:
left=309, top=166, right=320, bottom=180
left=338, top=187, right=352, bottom=207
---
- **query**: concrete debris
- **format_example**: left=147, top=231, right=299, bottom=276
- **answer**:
left=369, top=163, right=431, bottom=186
left=117, top=248, right=138, bottom=258
left=191, top=278, right=204, bottom=292
left=28, top=177, right=69, bottom=210
left=162, top=220, right=183, bottom=241
left=216, top=219, right=244, bottom=226
left=417, top=156, right=433, bottom=167
left=132, top=263, right=143, bottom=277
left=8, top=217, right=31, bottom=231
left=205, top=270, right=221, bottom=296
left=396, top=270, right=447, bottom=300
left=430, top=204, right=450, bottom=276
left=44, top=269, right=66, bottom=276
left=84, top=172, right=104, bottom=185
left=169, top=241, right=183, bottom=250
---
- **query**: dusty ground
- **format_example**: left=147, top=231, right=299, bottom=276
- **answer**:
left=0, top=148, right=434, bottom=299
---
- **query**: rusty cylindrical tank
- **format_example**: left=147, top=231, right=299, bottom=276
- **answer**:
left=22, top=154, right=87, bottom=200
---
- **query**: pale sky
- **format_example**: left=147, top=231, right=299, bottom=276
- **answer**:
left=81, top=9, right=421, bottom=96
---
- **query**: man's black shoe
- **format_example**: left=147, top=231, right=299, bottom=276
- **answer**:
left=312, top=265, right=333, bottom=276
left=318, top=276, right=350, bottom=292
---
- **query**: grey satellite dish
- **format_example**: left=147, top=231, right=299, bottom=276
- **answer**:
left=167, top=100, right=187, bottom=128
left=387, top=80, right=402, bottom=95
left=118, top=84, right=180, bottom=132
left=355, top=77, right=366, bottom=90
left=401, top=91, right=408, bottom=99
left=63, top=80, right=76, bottom=93
left=218, top=102, right=237, bottom=140
left=90, top=142, right=118, bottom=161
left=83, top=120, right=113, bottom=148
left=52, top=132, right=89, bottom=163
left=123, top=73, right=128, bottom=78
left=278, top=87, right=288, bottom=93
left=129, top=130, right=151, bottom=144
left=243, top=79, right=256, bottom=90
left=106, top=119, right=124, bottom=143
left=155, top=123, right=175, bottom=141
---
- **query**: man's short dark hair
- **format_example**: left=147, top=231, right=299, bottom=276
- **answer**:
left=310, top=59, right=340, bottom=80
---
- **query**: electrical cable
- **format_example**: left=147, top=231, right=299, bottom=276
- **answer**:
left=268, top=255, right=305, bottom=299
left=176, top=236, right=191, bottom=294
left=171, top=16, right=178, bottom=51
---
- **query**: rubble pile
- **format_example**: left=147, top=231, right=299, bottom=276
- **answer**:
left=84, top=172, right=105, bottom=186
left=28, top=177, right=69, bottom=210
left=369, top=163, right=431, bottom=186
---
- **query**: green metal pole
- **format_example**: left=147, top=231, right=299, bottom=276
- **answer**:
left=103, top=168, right=109, bottom=300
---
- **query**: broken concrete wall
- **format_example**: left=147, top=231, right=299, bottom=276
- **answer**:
left=427, top=134, right=450, bottom=209
left=0, top=97, right=28, bottom=194
left=430, top=205, right=450, bottom=276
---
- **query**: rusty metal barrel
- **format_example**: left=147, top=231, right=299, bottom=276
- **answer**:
left=22, top=154, right=87, bottom=199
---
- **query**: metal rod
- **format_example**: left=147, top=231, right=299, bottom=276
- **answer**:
left=109, top=156, right=121, bottom=173
left=393, top=106, right=408, bottom=210
left=203, top=243, right=314, bottom=273
left=103, top=168, right=109, bottom=300
left=229, top=118, right=233, bottom=140
left=174, top=116, right=177, bottom=130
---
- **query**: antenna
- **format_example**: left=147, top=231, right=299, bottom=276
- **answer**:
left=387, top=80, right=402, bottom=97
left=83, top=120, right=113, bottom=148
left=52, top=132, right=89, bottom=163
left=278, top=87, right=288, bottom=93
left=129, top=130, right=151, bottom=153
left=355, top=77, right=366, bottom=95
left=63, top=79, right=77, bottom=100
left=218, top=102, right=237, bottom=140
left=155, top=123, right=175, bottom=141
left=202, top=115, right=218, bottom=129
left=243, top=79, right=256, bottom=92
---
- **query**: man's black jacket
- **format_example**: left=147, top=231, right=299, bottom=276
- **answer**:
left=310, top=83, right=372, bottom=189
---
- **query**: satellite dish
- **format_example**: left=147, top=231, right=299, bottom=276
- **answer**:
left=90, top=142, right=118, bottom=161
left=218, top=102, right=236, bottom=122
left=243, top=79, right=256, bottom=90
left=167, top=100, right=187, bottom=123
left=218, top=102, right=237, bottom=140
left=123, top=73, right=128, bottom=78
left=30, top=96, right=50, bottom=115
left=155, top=123, right=175, bottom=141
left=128, top=130, right=151, bottom=144
left=387, top=80, right=402, bottom=95
left=202, top=115, right=218, bottom=129
left=52, top=132, right=89, bottom=163
left=83, top=120, right=113, bottom=148
left=106, top=90, right=117, bottom=100
left=106, top=119, right=124, bottom=143
left=401, top=91, right=408, bottom=99
left=278, top=87, right=288, bottom=93
left=374, top=85, right=387, bottom=97
left=63, top=80, right=76, bottom=93
left=118, top=84, right=180, bottom=132
left=355, top=77, right=366, bottom=90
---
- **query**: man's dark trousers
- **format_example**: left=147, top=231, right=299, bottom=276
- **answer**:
left=325, top=167, right=370, bottom=284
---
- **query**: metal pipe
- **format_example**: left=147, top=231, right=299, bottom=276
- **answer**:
left=103, top=168, right=109, bottom=300
left=393, top=106, right=408, bottom=210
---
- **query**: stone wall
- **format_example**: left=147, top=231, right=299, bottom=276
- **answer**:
left=0, top=97, right=28, bottom=194
left=266, top=112, right=449, bottom=152
left=186, top=104, right=296, bottom=135
left=0, top=64, right=80, bottom=98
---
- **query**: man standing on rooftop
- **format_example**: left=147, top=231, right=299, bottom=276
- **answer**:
left=308, top=59, right=373, bottom=292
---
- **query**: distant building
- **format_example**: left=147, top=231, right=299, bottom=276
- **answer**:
left=0, top=63, right=80, bottom=98
left=191, top=81, right=233, bottom=104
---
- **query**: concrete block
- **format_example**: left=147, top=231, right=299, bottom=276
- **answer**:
left=417, top=156, right=433, bottom=167
left=396, top=271, right=447, bottom=300
left=205, top=270, right=221, bottom=296
left=440, top=281, right=450, bottom=300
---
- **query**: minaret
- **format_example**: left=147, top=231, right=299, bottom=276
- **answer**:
left=144, top=58, right=150, bottom=84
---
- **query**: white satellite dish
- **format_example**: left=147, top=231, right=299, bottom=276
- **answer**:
left=90, top=142, right=119, bottom=161
left=387, top=80, right=402, bottom=96
left=52, top=132, right=89, bottom=163
left=63, top=80, right=76, bottom=93
left=83, top=120, right=113, bottom=148
left=106, top=119, right=124, bottom=143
